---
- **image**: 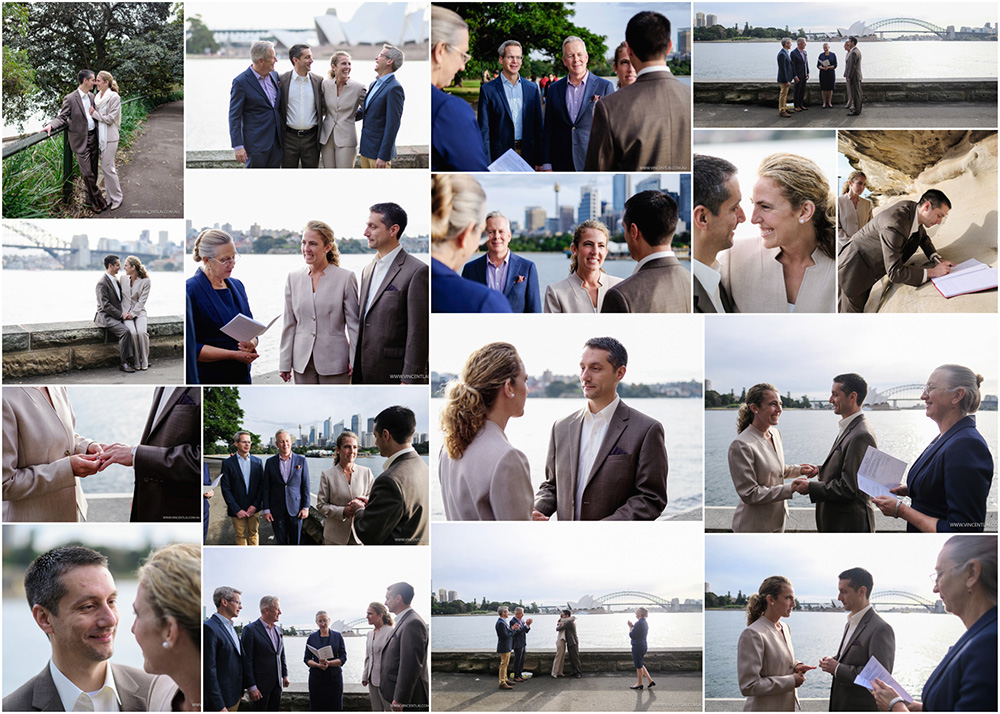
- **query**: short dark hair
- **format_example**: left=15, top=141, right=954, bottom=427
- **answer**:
left=848, top=36, right=858, bottom=46
left=918, top=189, right=951, bottom=210
left=839, top=567, right=873, bottom=598
left=623, top=190, right=678, bottom=246
left=694, top=154, right=739, bottom=215
left=25, top=546, right=108, bottom=615
left=561, top=608, right=572, bottom=616
left=388, top=581, right=415, bottom=605
left=833, top=372, right=868, bottom=405
left=374, top=406, right=416, bottom=444
left=288, top=44, right=310, bottom=61
left=78, top=69, right=95, bottom=84
left=103, top=254, right=120, bottom=268
left=625, top=11, right=671, bottom=62
left=370, top=202, right=408, bottom=239
left=584, top=336, right=628, bottom=370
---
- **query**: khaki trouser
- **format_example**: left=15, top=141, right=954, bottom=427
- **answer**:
left=551, top=640, right=566, bottom=676
left=360, top=155, right=392, bottom=169
left=778, top=83, right=791, bottom=114
left=231, top=514, right=260, bottom=545
left=498, top=651, right=512, bottom=684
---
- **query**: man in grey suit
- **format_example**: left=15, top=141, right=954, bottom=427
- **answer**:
left=693, top=154, right=745, bottom=313
left=347, top=406, right=428, bottom=544
left=381, top=581, right=429, bottom=710
left=838, top=189, right=955, bottom=313
left=278, top=43, right=324, bottom=168
left=354, top=203, right=429, bottom=384
left=792, top=373, right=878, bottom=532
left=558, top=609, right=583, bottom=677
left=94, top=254, right=135, bottom=372
left=3, top=546, right=154, bottom=711
left=844, top=37, right=863, bottom=115
left=820, top=568, right=895, bottom=711
left=533, top=337, right=668, bottom=521
left=602, top=190, right=691, bottom=313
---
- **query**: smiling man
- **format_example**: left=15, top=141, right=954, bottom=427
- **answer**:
left=461, top=211, right=540, bottom=313
left=478, top=40, right=543, bottom=167
left=532, top=337, right=668, bottom=521
left=278, top=43, right=325, bottom=168
left=229, top=40, right=283, bottom=168
left=4, top=546, right=153, bottom=711
left=693, top=154, right=745, bottom=313
left=360, top=45, right=405, bottom=168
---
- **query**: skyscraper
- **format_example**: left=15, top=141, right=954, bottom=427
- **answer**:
left=351, top=414, right=361, bottom=434
left=578, top=185, right=599, bottom=222
left=679, top=174, right=692, bottom=228
left=323, top=417, right=332, bottom=441
left=636, top=176, right=662, bottom=194
left=695, top=11, right=705, bottom=27
left=613, top=174, right=632, bottom=212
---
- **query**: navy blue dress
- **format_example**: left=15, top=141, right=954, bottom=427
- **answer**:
left=186, top=269, right=254, bottom=384
left=305, top=630, right=347, bottom=711
left=629, top=617, right=649, bottom=669
left=431, top=85, right=490, bottom=171
left=817, top=52, right=837, bottom=90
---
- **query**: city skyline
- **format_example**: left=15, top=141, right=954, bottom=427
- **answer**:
left=3, top=219, right=181, bottom=259
left=697, top=3, right=996, bottom=33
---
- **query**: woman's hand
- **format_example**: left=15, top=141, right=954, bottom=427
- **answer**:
left=793, top=672, right=805, bottom=687
left=872, top=678, right=900, bottom=711
left=279, top=372, right=292, bottom=382
left=70, top=453, right=102, bottom=477
left=799, top=463, right=818, bottom=477
left=873, top=495, right=899, bottom=517
left=234, top=347, right=259, bottom=365
left=890, top=485, right=909, bottom=497
left=793, top=663, right=815, bottom=674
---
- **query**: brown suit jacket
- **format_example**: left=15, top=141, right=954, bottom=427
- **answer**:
left=534, top=400, right=668, bottom=521
left=278, top=70, right=325, bottom=148
left=355, top=248, right=428, bottom=384
left=2, top=663, right=153, bottom=712
left=354, top=451, right=428, bottom=545
left=808, top=413, right=877, bottom=533
left=46, top=90, right=94, bottom=155
left=584, top=70, right=691, bottom=172
left=94, top=273, right=125, bottom=328
left=601, top=255, right=691, bottom=313
left=830, top=608, right=895, bottom=711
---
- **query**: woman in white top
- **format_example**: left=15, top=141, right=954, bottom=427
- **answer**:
left=91, top=70, right=123, bottom=209
left=120, top=255, right=151, bottom=370
left=316, top=430, right=374, bottom=544
left=836, top=170, right=873, bottom=249
left=544, top=219, right=624, bottom=313
left=362, top=601, right=395, bottom=711
left=320, top=51, right=367, bottom=169
left=720, top=153, right=836, bottom=313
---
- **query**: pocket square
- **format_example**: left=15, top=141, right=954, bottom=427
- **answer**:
left=609, top=445, right=629, bottom=456
left=515, top=275, right=525, bottom=283
left=177, top=392, right=197, bottom=406
left=385, top=284, right=399, bottom=292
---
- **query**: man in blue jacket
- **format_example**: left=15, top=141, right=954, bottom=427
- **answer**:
left=204, top=586, right=245, bottom=711
left=263, top=429, right=310, bottom=545
left=229, top=40, right=283, bottom=167
left=478, top=39, right=543, bottom=168
left=242, top=595, right=288, bottom=711
left=495, top=606, right=520, bottom=690
left=360, top=45, right=405, bottom=168
left=462, top=212, right=541, bottom=313
left=790, top=37, right=810, bottom=111
left=776, top=38, right=793, bottom=118
left=220, top=430, right=264, bottom=545
left=509, top=606, right=533, bottom=683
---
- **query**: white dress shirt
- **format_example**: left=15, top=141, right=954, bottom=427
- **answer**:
left=50, top=660, right=120, bottom=712
left=838, top=410, right=864, bottom=433
left=365, top=244, right=403, bottom=316
left=575, top=395, right=620, bottom=519
left=383, top=445, right=416, bottom=470
left=286, top=72, right=318, bottom=130
left=78, top=89, right=96, bottom=131
left=634, top=250, right=675, bottom=274
left=692, top=258, right=725, bottom=313
left=835, top=603, right=874, bottom=675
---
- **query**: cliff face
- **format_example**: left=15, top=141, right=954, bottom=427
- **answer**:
left=840, top=130, right=998, bottom=313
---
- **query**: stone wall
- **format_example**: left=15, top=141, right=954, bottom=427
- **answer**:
left=186, top=147, right=429, bottom=169
left=694, top=80, right=997, bottom=106
left=432, top=648, right=702, bottom=674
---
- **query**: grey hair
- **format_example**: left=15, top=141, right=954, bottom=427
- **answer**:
left=233, top=430, right=251, bottom=444
left=213, top=586, right=241, bottom=608
left=275, top=428, right=291, bottom=441
left=498, top=606, right=509, bottom=615
left=945, top=535, right=997, bottom=604
left=431, top=5, right=467, bottom=53
left=193, top=229, right=234, bottom=263
left=485, top=210, right=509, bottom=230
left=562, top=35, right=585, bottom=52
left=796, top=37, right=806, bottom=44
left=498, top=40, right=522, bottom=58
left=937, top=364, right=984, bottom=414
left=260, top=595, right=279, bottom=612
left=383, top=44, right=404, bottom=71
left=781, top=37, right=792, bottom=48
left=250, top=40, right=275, bottom=63
left=315, top=610, right=329, bottom=620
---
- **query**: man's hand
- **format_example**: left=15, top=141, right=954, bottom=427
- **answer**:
left=42, top=124, right=53, bottom=136
left=282, top=677, right=290, bottom=688
left=98, top=443, right=134, bottom=470
left=235, top=148, right=248, bottom=164
left=531, top=509, right=550, bottom=521
left=264, top=512, right=274, bottom=523
left=791, top=478, right=810, bottom=495
left=247, top=505, right=257, bottom=516
left=927, top=261, right=955, bottom=279
left=298, top=508, right=309, bottom=519
left=248, top=689, right=262, bottom=702
left=375, top=158, right=389, bottom=169
left=819, top=656, right=838, bottom=675
left=391, top=700, right=403, bottom=712
left=237, top=509, right=249, bottom=519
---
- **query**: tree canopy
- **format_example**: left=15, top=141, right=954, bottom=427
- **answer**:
left=185, top=14, right=218, bottom=55
left=204, top=387, right=260, bottom=450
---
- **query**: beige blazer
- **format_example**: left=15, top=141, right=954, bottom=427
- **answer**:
left=146, top=674, right=180, bottom=712
left=2, top=387, right=94, bottom=522
left=363, top=623, right=394, bottom=688
left=720, top=237, right=836, bottom=313
left=92, top=89, right=121, bottom=149
left=279, top=265, right=360, bottom=376
left=439, top=420, right=533, bottom=520
left=728, top=425, right=800, bottom=533
left=316, top=463, right=374, bottom=544
left=119, top=275, right=150, bottom=318
left=837, top=193, right=873, bottom=247
left=543, top=272, right=623, bottom=313
left=320, top=78, right=367, bottom=148
left=737, top=616, right=800, bottom=712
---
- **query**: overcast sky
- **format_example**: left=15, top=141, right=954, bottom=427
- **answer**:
left=697, top=3, right=996, bottom=32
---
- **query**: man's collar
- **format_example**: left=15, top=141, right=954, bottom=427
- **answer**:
left=501, top=72, right=520, bottom=87
left=49, top=659, right=119, bottom=713
left=384, top=445, right=416, bottom=469
left=567, top=70, right=589, bottom=87
left=376, top=243, right=403, bottom=263
left=487, top=250, right=510, bottom=268
left=586, top=393, right=620, bottom=418
left=636, top=64, right=671, bottom=78
left=251, top=66, right=269, bottom=81
left=236, top=452, right=251, bottom=461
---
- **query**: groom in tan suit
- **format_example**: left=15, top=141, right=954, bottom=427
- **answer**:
left=532, top=337, right=668, bottom=521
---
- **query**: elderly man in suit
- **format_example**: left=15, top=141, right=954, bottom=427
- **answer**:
left=220, top=430, right=264, bottom=546
left=821, top=568, right=895, bottom=711
left=602, top=190, right=691, bottom=313
left=844, top=37, right=863, bottom=115
left=94, top=254, right=135, bottom=373
left=42, top=70, right=108, bottom=212
left=278, top=43, right=324, bottom=168
left=509, top=607, right=532, bottom=683
left=229, top=40, right=283, bottom=168
left=533, top=337, right=668, bottom=521
left=558, top=609, right=583, bottom=677
left=204, top=586, right=245, bottom=712
left=838, top=189, right=955, bottom=313
left=262, top=428, right=310, bottom=545
left=478, top=39, right=543, bottom=168
left=585, top=11, right=691, bottom=172
left=693, top=154, right=745, bottom=313
left=354, top=203, right=428, bottom=384
left=381, top=581, right=429, bottom=710
left=776, top=38, right=794, bottom=118
left=347, top=406, right=428, bottom=545
left=541, top=36, right=613, bottom=171
left=242, top=595, right=288, bottom=711
left=495, top=606, right=519, bottom=690
left=792, top=374, right=878, bottom=532
left=790, top=38, right=809, bottom=111
left=462, top=211, right=541, bottom=313
left=3, top=546, right=154, bottom=711
left=360, top=45, right=405, bottom=168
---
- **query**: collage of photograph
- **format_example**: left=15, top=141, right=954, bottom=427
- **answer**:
left=0, top=0, right=996, bottom=712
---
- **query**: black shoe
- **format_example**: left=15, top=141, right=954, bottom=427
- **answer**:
left=574, top=673, right=582, bottom=678
left=648, top=681, right=656, bottom=688
left=120, top=362, right=135, bottom=373
left=630, top=684, right=643, bottom=690
left=847, top=111, right=859, bottom=116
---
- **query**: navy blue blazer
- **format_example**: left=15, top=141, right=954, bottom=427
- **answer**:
left=185, top=291, right=199, bottom=384
left=186, top=269, right=254, bottom=384
left=510, top=616, right=530, bottom=649
left=461, top=253, right=541, bottom=313
left=431, top=258, right=511, bottom=314
left=360, top=73, right=404, bottom=161
left=241, top=618, right=287, bottom=696
left=477, top=76, right=543, bottom=166
left=906, top=415, right=992, bottom=532
left=304, top=629, right=347, bottom=668
left=541, top=72, right=613, bottom=171
left=204, top=614, right=243, bottom=710
left=431, top=85, right=489, bottom=171
left=220, top=453, right=264, bottom=517
left=629, top=618, right=649, bottom=649
left=791, top=48, right=809, bottom=80
left=229, top=66, right=282, bottom=156
left=922, top=606, right=996, bottom=712
left=263, top=453, right=310, bottom=519
left=777, top=49, right=793, bottom=83
left=495, top=617, right=515, bottom=653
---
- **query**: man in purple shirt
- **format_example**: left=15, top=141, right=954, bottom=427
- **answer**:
left=461, top=211, right=541, bottom=312
left=262, top=429, right=310, bottom=545
left=229, top=40, right=283, bottom=168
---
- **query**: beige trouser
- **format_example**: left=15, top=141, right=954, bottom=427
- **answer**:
left=368, top=683, right=391, bottom=711
left=124, top=316, right=148, bottom=369
left=360, top=155, right=392, bottom=169
left=231, top=514, right=260, bottom=545
left=322, top=141, right=359, bottom=169
left=499, top=651, right=511, bottom=684
left=778, top=83, right=791, bottom=114
left=294, top=355, right=350, bottom=384
left=551, top=640, right=566, bottom=676
left=101, top=140, right=123, bottom=204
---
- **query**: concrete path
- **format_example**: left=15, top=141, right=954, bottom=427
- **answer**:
left=5, top=355, right=183, bottom=385
left=430, top=672, right=703, bottom=712
left=694, top=102, right=997, bottom=128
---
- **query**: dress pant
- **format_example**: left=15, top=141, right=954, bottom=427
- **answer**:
left=551, top=640, right=566, bottom=676
left=848, top=79, right=864, bottom=113
left=367, top=683, right=391, bottom=711
left=272, top=513, right=303, bottom=545
left=498, top=651, right=511, bottom=684
left=360, top=155, right=392, bottom=169
left=566, top=643, right=582, bottom=675
left=100, top=139, right=122, bottom=205
left=321, top=141, right=359, bottom=169
left=282, top=126, right=320, bottom=168
left=232, top=513, right=260, bottom=545
left=77, top=128, right=107, bottom=209
left=124, top=315, right=149, bottom=368
left=103, top=318, right=134, bottom=364
left=793, top=77, right=807, bottom=108
left=251, top=687, right=281, bottom=712
left=246, top=143, right=282, bottom=168
left=511, top=646, right=526, bottom=677
left=294, top=355, right=349, bottom=384
left=777, top=83, right=791, bottom=114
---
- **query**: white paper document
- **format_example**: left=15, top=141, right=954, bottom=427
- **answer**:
left=489, top=148, right=534, bottom=172
left=220, top=313, right=280, bottom=343
left=856, top=445, right=907, bottom=499
left=853, top=656, right=913, bottom=702
left=205, top=474, right=222, bottom=492
left=931, top=259, right=998, bottom=298
left=307, top=644, right=335, bottom=660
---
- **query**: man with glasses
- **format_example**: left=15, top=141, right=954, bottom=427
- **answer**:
left=838, top=189, right=956, bottom=312
left=204, top=586, right=245, bottom=711
left=360, top=44, right=405, bottom=168
left=220, top=430, right=264, bottom=545
left=478, top=40, right=544, bottom=168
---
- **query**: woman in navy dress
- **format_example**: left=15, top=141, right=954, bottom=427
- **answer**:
left=628, top=607, right=655, bottom=690
left=816, top=43, right=837, bottom=107
left=186, top=229, right=259, bottom=384
left=305, top=610, right=348, bottom=711
left=874, top=365, right=993, bottom=532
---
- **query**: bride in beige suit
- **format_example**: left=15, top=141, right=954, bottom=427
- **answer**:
left=728, top=383, right=815, bottom=532
left=320, top=52, right=367, bottom=169
left=543, top=220, right=623, bottom=313
left=317, top=430, right=374, bottom=544
left=120, top=255, right=151, bottom=370
left=279, top=220, right=361, bottom=384
left=2, top=387, right=104, bottom=522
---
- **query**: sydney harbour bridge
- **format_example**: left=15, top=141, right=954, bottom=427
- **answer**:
left=805, top=590, right=943, bottom=613
left=824, top=18, right=996, bottom=41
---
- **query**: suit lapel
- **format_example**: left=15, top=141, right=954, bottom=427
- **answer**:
left=585, top=403, right=628, bottom=487
left=30, top=666, right=63, bottom=712
left=504, top=255, right=522, bottom=298
left=821, top=415, right=860, bottom=470
left=369, top=251, right=404, bottom=311
left=112, top=663, right=146, bottom=712
left=573, top=74, right=594, bottom=124
left=494, top=80, right=513, bottom=122
left=564, top=410, right=585, bottom=517
left=244, top=67, right=270, bottom=105
left=909, top=417, right=969, bottom=476
left=840, top=608, right=873, bottom=654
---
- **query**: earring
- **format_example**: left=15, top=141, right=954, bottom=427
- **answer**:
left=799, top=219, right=805, bottom=223
left=162, top=641, right=170, bottom=649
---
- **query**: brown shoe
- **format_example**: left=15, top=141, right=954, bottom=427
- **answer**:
left=499, top=682, right=513, bottom=690
left=779, top=112, right=792, bottom=118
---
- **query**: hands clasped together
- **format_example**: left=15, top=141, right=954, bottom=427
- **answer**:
left=343, top=495, right=369, bottom=518
left=790, top=463, right=819, bottom=495
left=71, top=442, right=136, bottom=476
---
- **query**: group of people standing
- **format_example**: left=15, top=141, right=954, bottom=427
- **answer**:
left=775, top=35, right=863, bottom=116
